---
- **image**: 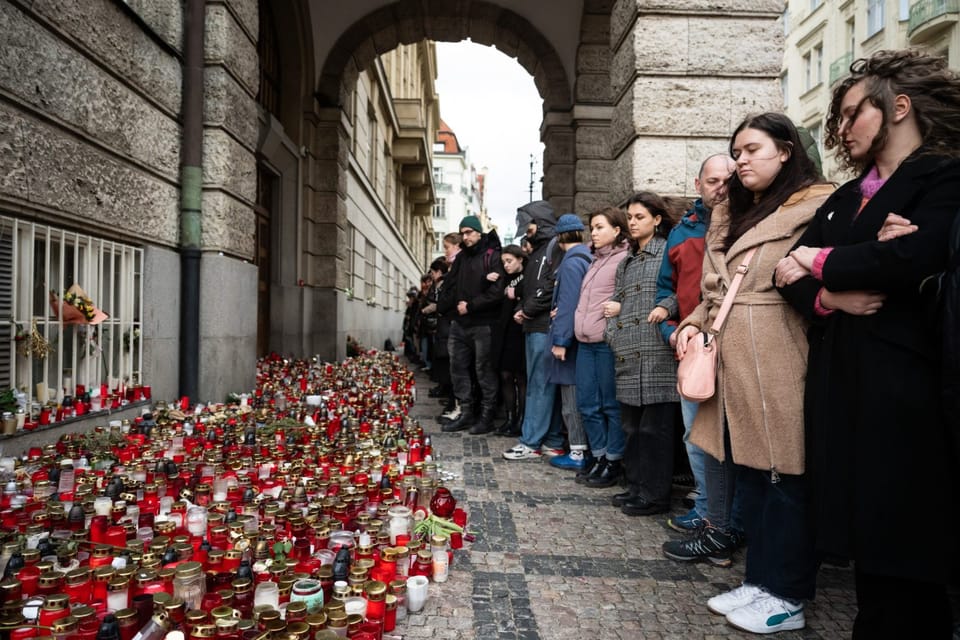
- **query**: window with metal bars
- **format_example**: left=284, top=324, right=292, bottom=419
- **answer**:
left=1, top=215, right=143, bottom=409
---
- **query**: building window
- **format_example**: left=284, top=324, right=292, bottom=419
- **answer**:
left=809, top=0, right=821, bottom=11
left=781, top=72, right=789, bottom=105
left=364, top=240, right=377, bottom=302
left=803, top=52, right=813, bottom=91
left=352, top=228, right=365, bottom=294
left=433, top=198, right=446, bottom=219
left=433, top=166, right=444, bottom=185
left=808, top=123, right=823, bottom=158
left=867, top=0, right=884, bottom=37
left=847, top=18, right=856, bottom=54
left=1, top=215, right=143, bottom=409
left=814, top=45, right=824, bottom=86
left=383, top=258, right=392, bottom=309
left=899, top=0, right=909, bottom=21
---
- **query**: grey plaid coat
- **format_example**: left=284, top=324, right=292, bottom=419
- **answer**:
left=605, top=236, right=679, bottom=406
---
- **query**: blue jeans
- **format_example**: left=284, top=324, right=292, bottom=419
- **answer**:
left=419, top=335, right=431, bottom=369
left=703, top=426, right=746, bottom=532
left=575, top=342, right=624, bottom=460
left=738, top=467, right=816, bottom=601
left=681, top=398, right=708, bottom=517
left=520, top=332, right=563, bottom=449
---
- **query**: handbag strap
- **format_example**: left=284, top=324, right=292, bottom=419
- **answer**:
left=708, top=246, right=759, bottom=335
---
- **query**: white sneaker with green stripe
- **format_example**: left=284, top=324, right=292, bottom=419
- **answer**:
left=725, top=593, right=805, bottom=634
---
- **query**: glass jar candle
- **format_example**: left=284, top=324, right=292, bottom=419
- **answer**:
left=385, top=506, right=412, bottom=546
left=115, top=609, right=140, bottom=640
left=430, top=535, right=449, bottom=583
left=173, top=562, right=205, bottom=611
left=64, top=568, right=92, bottom=604
left=363, top=580, right=386, bottom=622
left=38, top=593, right=70, bottom=628
left=37, top=570, right=65, bottom=596
left=186, top=507, right=207, bottom=539
left=230, top=578, right=253, bottom=618
left=107, top=577, right=131, bottom=612
left=383, top=594, right=397, bottom=632
left=290, top=578, right=323, bottom=614
left=252, top=581, right=279, bottom=611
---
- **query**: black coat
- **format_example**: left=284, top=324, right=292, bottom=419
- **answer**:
left=437, top=230, right=506, bottom=327
left=778, top=153, right=960, bottom=583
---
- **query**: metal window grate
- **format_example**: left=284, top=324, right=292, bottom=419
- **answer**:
left=2, top=214, right=143, bottom=407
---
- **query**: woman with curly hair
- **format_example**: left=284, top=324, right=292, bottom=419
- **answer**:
left=776, top=49, right=960, bottom=639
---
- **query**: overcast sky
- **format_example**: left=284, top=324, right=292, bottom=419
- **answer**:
left=435, top=41, right=545, bottom=240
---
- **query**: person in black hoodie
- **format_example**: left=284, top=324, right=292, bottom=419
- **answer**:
left=437, top=216, right=506, bottom=434
left=503, top=201, right=565, bottom=460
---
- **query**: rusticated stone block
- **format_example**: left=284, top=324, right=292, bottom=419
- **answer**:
left=0, top=104, right=179, bottom=244
left=609, top=90, right=637, bottom=156
left=18, top=0, right=181, bottom=115
left=543, top=164, right=575, bottom=198
left=610, top=28, right=637, bottom=97
left=202, top=129, right=256, bottom=203
left=728, top=77, right=783, bottom=126
left=0, top=5, right=179, bottom=177
left=578, top=43, right=611, bottom=74
left=576, top=125, right=610, bottom=159
left=629, top=77, right=734, bottom=138
left=205, top=4, right=258, bottom=96
left=304, top=218, right=341, bottom=256
left=611, top=0, right=639, bottom=48
left=204, top=67, right=260, bottom=150
left=687, top=17, right=783, bottom=75
left=575, top=191, right=616, bottom=215
left=216, top=0, right=258, bottom=41
left=635, top=0, right=783, bottom=12
left=544, top=130, right=576, bottom=164
left=113, top=0, right=182, bottom=52
left=580, top=14, right=611, bottom=44
left=576, top=159, right=614, bottom=193
left=632, top=16, right=689, bottom=73
left=576, top=74, right=613, bottom=103
left=201, top=189, right=255, bottom=258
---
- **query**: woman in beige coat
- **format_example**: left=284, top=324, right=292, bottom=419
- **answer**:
left=662, top=113, right=833, bottom=635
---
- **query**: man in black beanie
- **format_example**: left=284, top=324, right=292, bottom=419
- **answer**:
left=436, top=215, right=506, bottom=434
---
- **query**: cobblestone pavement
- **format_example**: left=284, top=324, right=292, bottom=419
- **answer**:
left=399, top=368, right=860, bottom=640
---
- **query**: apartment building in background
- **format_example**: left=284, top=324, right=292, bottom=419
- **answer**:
left=782, top=0, right=960, bottom=180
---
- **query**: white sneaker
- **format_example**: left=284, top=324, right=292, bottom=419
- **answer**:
left=707, top=583, right=766, bottom=615
left=502, top=443, right=541, bottom=460
left=725, top=593, right=805, bottom=634
left=441, top=404, right=461, bottom=420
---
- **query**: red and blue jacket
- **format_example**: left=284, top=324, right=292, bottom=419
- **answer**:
left=655, top=199, right=710, bottom=343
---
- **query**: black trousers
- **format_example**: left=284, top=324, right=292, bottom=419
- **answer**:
left=620, top=402, right=679, bottom=505
left=853, top=569, right=952, bottom=639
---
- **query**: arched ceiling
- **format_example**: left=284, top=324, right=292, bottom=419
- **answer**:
left=308, top=0, right=584, bottom=105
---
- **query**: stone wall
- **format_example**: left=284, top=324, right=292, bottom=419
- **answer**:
left=609, top=0, right=784, bottom=200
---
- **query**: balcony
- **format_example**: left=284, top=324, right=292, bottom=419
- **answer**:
left=829, top=52, right=853, bottom=86
left=909, top=0, right=960, bottom=42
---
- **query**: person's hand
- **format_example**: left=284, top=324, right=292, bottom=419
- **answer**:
left=789, top=246, right=821, bottom=271
left=457, top=301, right=468, bottom=316
left=551, top=345, right=566, bottom=361
left=675, top=325, right=701, bottom=359
left=669, top=331, right=678, bottom=349
left=549, top=308, right=557, bottom=319
left=602, top=301, right=621, bottom=319
left=774, top=255, right=811, bottom=287
left=877, top=213, right=918, bottom=242
left=505, top=286, right=516, bottom=300
left=421, top=303, right=437, bottom=315
left=486, top=272, right=500, bottom=282
left=513, top=310, right=527, bottom=324
left=821, top=290, right=886, bottom=315
left=647, top=306, right=668, bottom=323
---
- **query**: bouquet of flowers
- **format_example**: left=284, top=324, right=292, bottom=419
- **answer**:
left=50, top=284, right=108, bottom=324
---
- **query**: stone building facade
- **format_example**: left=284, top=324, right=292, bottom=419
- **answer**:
left=0, top=0, right=784, bottom=408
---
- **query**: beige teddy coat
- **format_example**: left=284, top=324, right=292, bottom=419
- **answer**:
left=680, top=184, right=834, bottom=475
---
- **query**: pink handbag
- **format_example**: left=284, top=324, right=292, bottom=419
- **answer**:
left=677, top=247, right=758, bottom=402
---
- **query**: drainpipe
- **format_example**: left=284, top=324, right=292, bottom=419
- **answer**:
left=179, top=0, right=204, bottom=401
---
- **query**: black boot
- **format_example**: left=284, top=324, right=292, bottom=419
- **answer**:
left=436, top=400, right=460, bottom=424
left=469, top=408, right=495, bottom=435
left=442, top=406, right=476, bottom=432
left=495, top=411, right=516, bottom=436
left=576, top=456, right=605, bottom=484
left=584, top=458, right=622, bottom=488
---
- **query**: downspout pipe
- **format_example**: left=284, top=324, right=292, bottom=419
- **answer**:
left=179, top=0, right=204, bottom=401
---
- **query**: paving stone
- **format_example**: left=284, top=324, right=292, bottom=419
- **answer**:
left=406, top=364, right=871, bottom=639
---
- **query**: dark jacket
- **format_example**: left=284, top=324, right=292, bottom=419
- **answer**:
left=778, top=153, right=960, bottom=583
left=517, top=201, right=557, bottom=334
left=655, top=199, right=710, bottom=343
left=546, top=244, right=592, bottom=385
left=437, top=229, right=506, bottom=327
